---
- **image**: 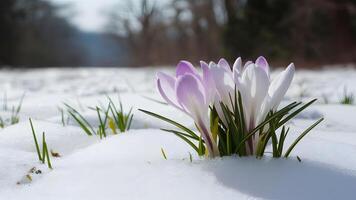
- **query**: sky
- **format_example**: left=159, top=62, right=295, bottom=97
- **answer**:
left=48, top=0, right=120, bottom=32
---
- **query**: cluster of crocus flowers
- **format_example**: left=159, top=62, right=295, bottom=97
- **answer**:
left=141, top=56, right=322, bottom=158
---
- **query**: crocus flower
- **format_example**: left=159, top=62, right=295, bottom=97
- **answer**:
left=234, top=56, right=295, bottom=153
left=156, top=61, right=220, bottom=157
left=200, top=58, right=240, bottom=125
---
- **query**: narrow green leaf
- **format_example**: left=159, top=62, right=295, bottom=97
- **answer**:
left=278, top=126, right=289, bottom=156
left=139, top=109, right=199, bottom=139
left=198, top=135, right=205, bottom=156
left=65, top=103, right=95, bottom=134
left=284, top=118, right=324, bottom=157
left=161, top=148, right=167, bottom=160
left=42, top=132, right=46, bottom=164
left=278, top=99, right=317, bottom=128
left=43, top=138, right=52, bottom=169
left=127, top=114, right=134, bottom=130
left=236, top=110, right=285, bottom=152
left=67, top=111, right=93, bottom=136
left=161, top=129, right=200, bottom=153
left=29, top=118, right=42, bottom=161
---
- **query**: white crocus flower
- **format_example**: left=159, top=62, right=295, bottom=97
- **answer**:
left=234, top=56, right=295, bottom=153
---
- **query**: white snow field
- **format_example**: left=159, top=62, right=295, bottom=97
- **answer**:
left=0, top=66, right=356, bottom=200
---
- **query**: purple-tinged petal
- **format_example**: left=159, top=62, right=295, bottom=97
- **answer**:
left=233, top=57, right=242, bottom=74
left=176, top=73, right=219, bottom=157
left=176, top=60, right=199, bottom=77
left=200, top=60, right=209, bottom=69
left=175, top=74, right=207, bottom=116
left=244, top=61, right=253, bottom=71
left=218, top=58, right=231, bottom=71
left=156, top=72, right=185, bottom=112
left=201, top=61, right=216, bottom=103
left=209, top=62, right=234, bottom=109
left=256, top=56, right=269, bottom=75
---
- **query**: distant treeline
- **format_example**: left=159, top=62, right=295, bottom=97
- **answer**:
left=1, top=0, right=356, bottom=67
left=0, top=0, right=127, bottom=67
left=0, top=0, right=86, bottom=67
left=107, top=0, right=356, bottom=67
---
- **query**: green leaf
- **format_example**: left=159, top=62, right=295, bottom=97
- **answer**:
left=65, top=103, right=95, bottom=135
left=277, top=126, right=289, bottom=156
left=284, top=118, right=324, bottom=157
left=67, top=111, right=94, bottom=136
left=236, top=110, right=285, bottom=152
left=198, top=134, right=205, bottom=156
left=42, top=132, right=46, bottom=164
left=29, top=118, right=42, bottom=162
left=277, top=99, right=317, bottom=128
left=42, top=134, right=53, bottom=169
left=139, top=109, right=199, bottom=140
left=161, top=129, right=199, bottom=153
left=161, top=148, right=167, bottom=160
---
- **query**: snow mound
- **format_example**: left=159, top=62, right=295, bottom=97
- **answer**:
left=0, top=129, right=355, bottom=200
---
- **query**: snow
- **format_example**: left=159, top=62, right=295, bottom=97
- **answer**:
left=0, top=66, right=356, bottom=199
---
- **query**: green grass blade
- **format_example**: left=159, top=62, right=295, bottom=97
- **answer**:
left=284, top=118, right=324, bottom=157
left=127, top=114, right=134, bottom=130
left=161, top=128, right=200, bottom=141
left=96, top=106, right=106, bottom=137
left=236, top=111, right=286, bottom=152
left=67, top=111, right=94, bottom=136
left=42, top=132, right=46, bottom=164
left=15, top=93, right=25, bottom=114
left=277, top=99, right=317, bottom=128
left=42, top=134, right=53, bottom=169
left=64, top=103, right=95, bottom=134
left=161, top=129, right=199, bottom=153
left=277, top=126, right=289, bottom=156
left=109, top=104, right=120, bottom=128
left=44, top=143, right=52, bottom=169
left=139, top=109, right=199, bottom=139
left=161, top=148, right=167, bottom=160
left=198, top=135, right=205, bottom=156
left=29, top=118, right=42, bottom=161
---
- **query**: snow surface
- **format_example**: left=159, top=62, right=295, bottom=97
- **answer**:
left=0, top=66, right=356, bottom=199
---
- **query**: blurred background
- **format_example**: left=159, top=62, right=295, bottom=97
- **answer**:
left=0, top=0, right=355, bottom=68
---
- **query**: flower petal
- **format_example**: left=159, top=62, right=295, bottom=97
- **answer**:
left=256, top=63, right=295, bottom=125
left=241, top=64, right=270, bottom=130
left=201, top=61, right=216, bottom=103
left=156, top=72, right=183, bottom=112
left=268, top=63, right=295, bottom=110
left=233, top=57, right=242, bottom=74
left=176, top=73, right=219, bottom=157
left=255, top=56, right=269, bottom=76
left=209, top=62, right=234, bottom=109
left=243, top=61, right=253, bottom=71
left=176, top=60, right=199, bottom=77
left=218, top=58, right=231, bottom=71
left=176, top=74, right=207, bottom=117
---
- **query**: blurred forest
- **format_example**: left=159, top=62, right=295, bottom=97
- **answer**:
left=1, top=0, right=356, bottom=67
left=0, top=0, right=126, bottom=67
left=0, top=0, right=85, bottom=66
